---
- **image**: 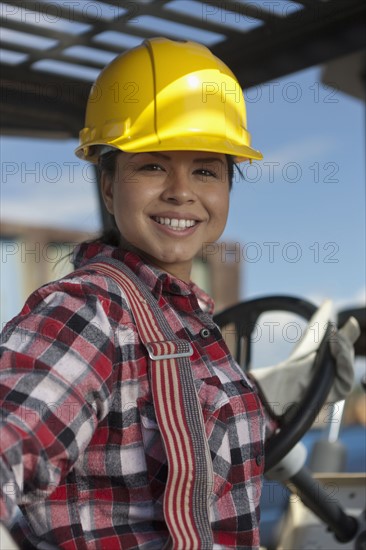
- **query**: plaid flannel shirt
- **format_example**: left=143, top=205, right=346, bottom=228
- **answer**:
left=0, top=243, right=265, bottom=549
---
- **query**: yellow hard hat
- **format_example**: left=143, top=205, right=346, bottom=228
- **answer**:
left=75, top=37, right=262, bottom=163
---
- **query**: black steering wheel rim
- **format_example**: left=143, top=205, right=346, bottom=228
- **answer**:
left=213, top=295, right=337, bottom=472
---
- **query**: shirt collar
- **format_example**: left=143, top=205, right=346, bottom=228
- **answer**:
left=73, top=241, right=214, bottom=314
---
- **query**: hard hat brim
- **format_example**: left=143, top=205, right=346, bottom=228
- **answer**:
left=75, top=137, right=263, bottom=165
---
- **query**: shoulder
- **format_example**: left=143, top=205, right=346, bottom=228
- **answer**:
left=4, top=267, right=135, bottom=337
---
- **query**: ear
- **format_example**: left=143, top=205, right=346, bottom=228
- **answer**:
left=101, top=172, right=114, bottom=215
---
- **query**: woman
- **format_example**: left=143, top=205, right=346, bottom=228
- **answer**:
left=0, top=38, right=358, bottom=550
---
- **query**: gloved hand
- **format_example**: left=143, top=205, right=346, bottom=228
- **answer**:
left=252, top=300, right=361, bottom=418
left=328, top=316, right=360, bottom=400
left=0, top=523, right=19, bottom=550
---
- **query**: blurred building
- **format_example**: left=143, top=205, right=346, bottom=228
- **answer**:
left=1, top=221, right=89, bottom=326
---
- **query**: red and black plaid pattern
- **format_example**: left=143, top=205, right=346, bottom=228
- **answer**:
left=1, top=243, right=265, bottom=549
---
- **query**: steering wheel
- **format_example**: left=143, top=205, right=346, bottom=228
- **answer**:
left=213, top=295, right=336, bottom=472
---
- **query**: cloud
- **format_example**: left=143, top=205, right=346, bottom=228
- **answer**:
left=308, top=287, right=366, bottom=313
left=264, top=134, right=338, bottom=166
left=1, top=176, right=101, bottom=231
left=1, top=197, right=100, bottom=231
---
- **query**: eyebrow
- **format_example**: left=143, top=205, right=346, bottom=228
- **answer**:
left=193, top=157, right=225, bottom=166
left=129, top=152, right=170, bottom=161
left=129, top=152, right=225, bottom=165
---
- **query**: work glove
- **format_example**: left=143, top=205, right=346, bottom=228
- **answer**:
left=0, top=524, right=19, bottom=550
left=252, top=300, right=361, bottom=418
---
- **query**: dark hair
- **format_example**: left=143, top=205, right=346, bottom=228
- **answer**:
left=97, top=149, right=120, bottom=180
left=95, top=150, right=238, bottom=247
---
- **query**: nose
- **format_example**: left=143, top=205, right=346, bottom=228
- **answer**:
left=160, top=168, right=196, bottom=204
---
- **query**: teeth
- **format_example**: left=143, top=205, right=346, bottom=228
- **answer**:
left=154, top=217, right=196, bottom=230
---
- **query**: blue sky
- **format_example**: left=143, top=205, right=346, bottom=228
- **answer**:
left=1, top=64, right=365, bottom=321
left=226, top=65, right=365, bottom=310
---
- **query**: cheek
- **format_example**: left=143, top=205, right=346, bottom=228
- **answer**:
left=211, top=190, right=230, bottom=227
left=109, top=185, right=131, bottom=229
left=112, top=182, right=139, bottom=214
left=111, top=183, right=156, bottom=229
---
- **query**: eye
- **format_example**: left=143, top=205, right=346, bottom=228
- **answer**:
left=139, top=163, right=165, bottom=172
left=194, top=168, right=218, bottom=178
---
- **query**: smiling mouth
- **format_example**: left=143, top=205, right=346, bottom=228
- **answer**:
left=152, top=216, right=198, bottom=231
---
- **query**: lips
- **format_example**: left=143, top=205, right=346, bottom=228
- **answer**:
left=152, top=216, right=198, bottom=231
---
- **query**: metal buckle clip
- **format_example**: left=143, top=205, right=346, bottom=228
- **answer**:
left=146, top=342, right=193, bottom=361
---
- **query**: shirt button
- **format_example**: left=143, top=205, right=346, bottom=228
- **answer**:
left=256, top=455, right=262, bottom=466
left=199, top=328, right=211, bottom=338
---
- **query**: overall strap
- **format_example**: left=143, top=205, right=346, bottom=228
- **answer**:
left=89, top=260, right=213, bottom=550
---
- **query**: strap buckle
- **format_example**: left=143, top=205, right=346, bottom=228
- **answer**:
left=146, top=341, right=193, bottom=361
